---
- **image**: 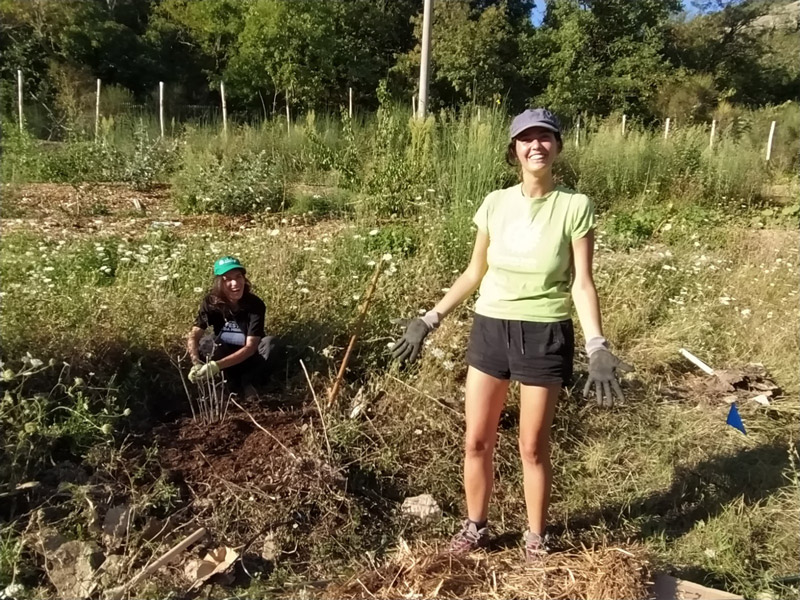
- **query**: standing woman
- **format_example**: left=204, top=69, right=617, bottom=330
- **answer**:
left=391, top=109, right=632, bottom=560
left=187, top=256, right=281, bottom=399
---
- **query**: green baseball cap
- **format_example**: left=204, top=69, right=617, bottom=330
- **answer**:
left=213, top=256, right=246, bottom=276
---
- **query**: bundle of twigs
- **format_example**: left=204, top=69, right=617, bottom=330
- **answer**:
left=324, top=539, right=651, bottom=600
left=175, top=354, right=232, bottom=425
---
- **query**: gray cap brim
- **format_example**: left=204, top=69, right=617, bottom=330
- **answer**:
left=510, top=121, right=560, bottom=140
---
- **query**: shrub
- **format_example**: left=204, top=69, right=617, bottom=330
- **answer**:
left=171, top=148, right=284, bottom=215
left=41, top=140, right=124, bottom=183
left=121, top=121, right=178, bottom=191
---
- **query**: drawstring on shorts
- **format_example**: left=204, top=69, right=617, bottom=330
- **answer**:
left=502, top=320, right=526, bottom=355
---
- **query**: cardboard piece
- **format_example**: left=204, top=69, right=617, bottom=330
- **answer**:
left=653, top=574, right=744, bottom=600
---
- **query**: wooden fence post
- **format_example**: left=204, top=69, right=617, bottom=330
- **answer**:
left=159, top=81, right=165, bottom=138
left=95, top=78, right=101, bottom=141
left=709, top=119, right=716, bottom=149
left=766, top=120, right=776, bottom=162
left=17, top=69, right=23, bottom=132
left=285, top=90, right=290, bottom=135
left=220, top=81, right=227, bottom=138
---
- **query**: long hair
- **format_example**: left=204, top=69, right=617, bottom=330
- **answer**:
left=207, top=273, right=252, bottom=315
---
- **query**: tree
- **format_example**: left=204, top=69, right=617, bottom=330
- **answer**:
left=395, top=0, right=533, bottom=108
left=665, top=0, right=800, bottom=106
left=529, top=0, right=681, bottom=120
left=153, top=0, right=246, bottom=80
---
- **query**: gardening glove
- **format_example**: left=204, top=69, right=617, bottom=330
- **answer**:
left=582, top=337, right=634, bottom=408
left=189, top=360, right=221, bottom=383
left=188, top=364, right=202, bottom=382
left=391, top=310, right=440, bottom=363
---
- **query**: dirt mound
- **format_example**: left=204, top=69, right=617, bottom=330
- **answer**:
left=156, top=405, right=307, bottom=486
left=152, top=399, right=345, bottom=549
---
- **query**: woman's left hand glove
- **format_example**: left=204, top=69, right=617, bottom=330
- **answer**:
left=189, top=361, right=221, bottom=383
left=583, top=345, right=633, bottom=408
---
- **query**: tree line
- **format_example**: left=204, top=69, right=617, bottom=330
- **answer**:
left=1, top=0, right=797, bottom=133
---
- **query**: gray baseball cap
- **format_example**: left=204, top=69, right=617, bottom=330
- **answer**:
left=509, top=108, right=562, bottom=140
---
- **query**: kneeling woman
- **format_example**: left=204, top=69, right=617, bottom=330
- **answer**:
left=187, top=256, right=279, bottom=397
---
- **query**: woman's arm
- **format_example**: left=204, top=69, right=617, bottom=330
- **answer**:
left=431, top=230, right=490, bottom=318
left=570, top=230, right=603, bottom=342
left=391, top=230, right=489, bottom=362
left=187, top=326, right=205, bottom=365
left=215, top=336, right=259, bottom=369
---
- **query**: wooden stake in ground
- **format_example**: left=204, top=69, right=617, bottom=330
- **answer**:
left=328, top=260, right=384, bottom=408
left=349, top=87, right=353, bottom=119
left=575, top=115, right=580, bottom=148
left=621, top=114, right=626, bottom=136
left=95, top=78, right=101, bottom=141
left=664, top=117, right=671, bottom=140
left=766, top=120, right=776, bottom=161
left=412, top=94, right=417, bottom=118
left=108, top=527, right=207, bottom=600
left=679, top=348, right=715, bottom=375
left=17, top=69, right=23, bottom=132
left=159, top=81, right=165, bottom=138
left=220, top=81, right=227, bottom=138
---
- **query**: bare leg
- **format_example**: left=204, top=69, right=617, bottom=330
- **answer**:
left=463, top=366, right=510, bottom=523
left=518, top=383, right=559, bottom=535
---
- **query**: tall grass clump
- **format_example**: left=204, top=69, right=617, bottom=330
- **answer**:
left=435, top=106, right=510, bottom=212
left=359, top=101, right=428, bottom=216
left=561, top=117, right=776, bottom=210
left=0, top=122, right=45, bottom=184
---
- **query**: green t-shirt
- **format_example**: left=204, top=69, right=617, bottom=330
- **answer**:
left=473, top=183, right=595, bottom=322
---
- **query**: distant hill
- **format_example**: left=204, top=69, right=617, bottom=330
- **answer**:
left=750, top=0, right=799, bottom=31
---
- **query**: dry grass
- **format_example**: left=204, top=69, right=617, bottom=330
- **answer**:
left=324, top=539, right=651, bottom=600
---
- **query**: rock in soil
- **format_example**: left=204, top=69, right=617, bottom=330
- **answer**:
left=47, top=540, right=105, bottom=599
left=103, top=504, right=132, bottom=547
left=401, top=494, right=442, bottom=521
left=95, top=554, right=128, bottom=591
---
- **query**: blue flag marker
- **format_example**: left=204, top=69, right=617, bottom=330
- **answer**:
left=726, top=403, right=746, bottom=434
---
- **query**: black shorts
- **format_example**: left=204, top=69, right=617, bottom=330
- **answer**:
left=465, top=314, right=574, bottom=386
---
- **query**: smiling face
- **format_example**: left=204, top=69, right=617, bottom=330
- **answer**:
left=514, top=127, right=560, bottom=174
left=221, top=269, right=245, bottom=303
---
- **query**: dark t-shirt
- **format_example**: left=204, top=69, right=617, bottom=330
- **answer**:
left=194, top=292, right=266, bottom=346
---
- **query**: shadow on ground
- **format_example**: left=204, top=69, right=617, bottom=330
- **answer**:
left=558, top=442, right=794, bottom=542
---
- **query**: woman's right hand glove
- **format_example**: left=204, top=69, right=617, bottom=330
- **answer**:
left=391, top=311, right=440, bottom=363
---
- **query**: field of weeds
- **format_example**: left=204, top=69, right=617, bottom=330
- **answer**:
left=0, top=106, right=798, bottom=599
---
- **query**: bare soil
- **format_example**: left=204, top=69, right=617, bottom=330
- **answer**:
left=1, top=182, right=348, bottom=240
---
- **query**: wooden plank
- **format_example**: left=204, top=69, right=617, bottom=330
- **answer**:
left=653, top=574, right=744, bottom=600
